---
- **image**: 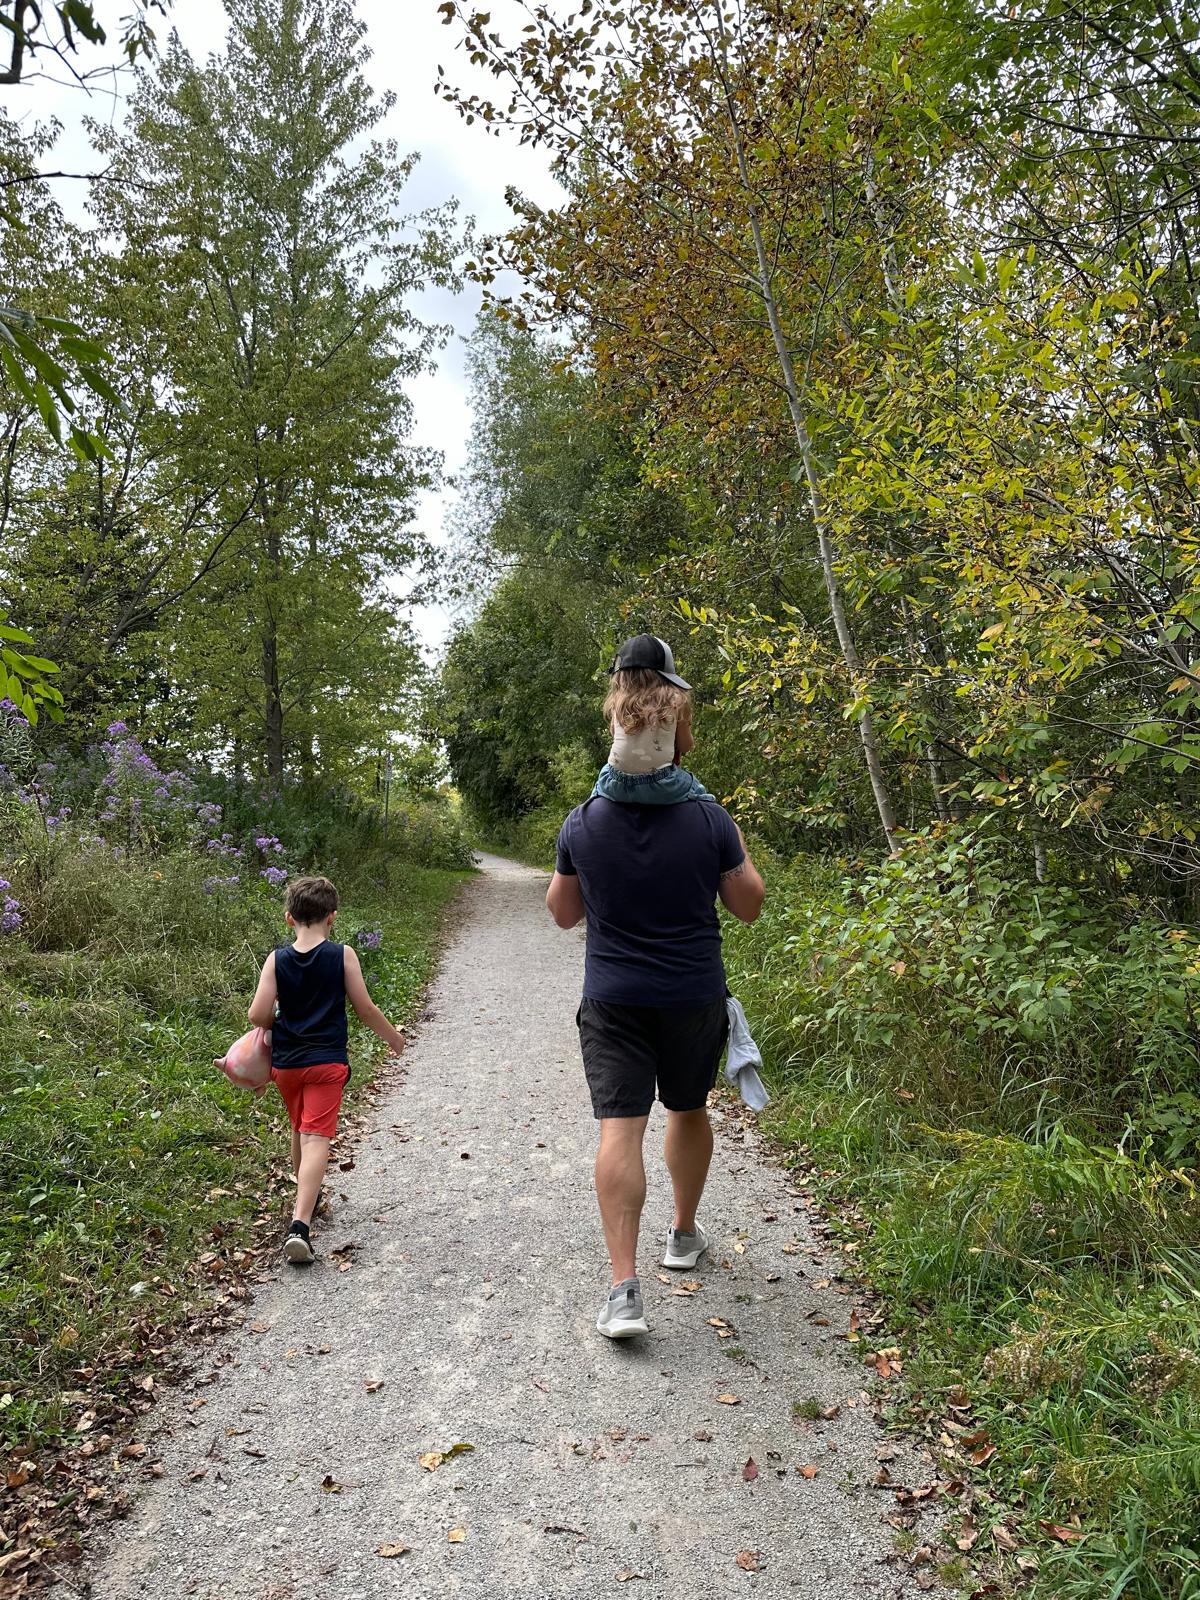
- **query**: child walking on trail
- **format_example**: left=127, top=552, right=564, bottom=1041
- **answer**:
left=247, top=875, right=406, bottom=1265
left=592, top=634, right=713, bottom=805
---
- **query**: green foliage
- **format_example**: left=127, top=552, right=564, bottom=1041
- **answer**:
left=2, top=2, right=458, bottom=788
left=766, top=827, right=1199, bottom=1111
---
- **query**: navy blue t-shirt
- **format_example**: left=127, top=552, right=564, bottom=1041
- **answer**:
left=555, top=797, right=745, bottom=1006
left=271, top=941, right=350, bottom=1069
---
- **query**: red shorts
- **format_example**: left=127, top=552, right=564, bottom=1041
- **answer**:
left=271, top=1062, right=349, bottom=1138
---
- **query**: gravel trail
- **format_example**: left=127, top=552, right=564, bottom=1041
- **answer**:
left=89, top=853, right=922, bottom=1600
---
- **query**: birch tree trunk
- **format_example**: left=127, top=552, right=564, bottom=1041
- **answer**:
left=709, top=10, right=901, bottom=853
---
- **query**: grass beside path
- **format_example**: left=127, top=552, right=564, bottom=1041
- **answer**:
left=0, top=858, right=469, bottom=1457
left=721, top=853, right=1200, bottom=1600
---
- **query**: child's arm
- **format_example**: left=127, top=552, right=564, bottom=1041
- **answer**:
left=247, top=952, right=277, bottom=1028
left=343, top=946, right=407, bottom=1058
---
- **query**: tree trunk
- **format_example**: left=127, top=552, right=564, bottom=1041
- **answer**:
left=263, top=518, right=285, bottom=788
left=711, top=16, right=900, bottom=853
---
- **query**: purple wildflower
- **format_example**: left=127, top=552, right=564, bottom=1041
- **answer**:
left=355, top=927, right=383, bottom=951
left=261, top=865, right=288, bottom=888
left=0, top=879, right=21, bottom=936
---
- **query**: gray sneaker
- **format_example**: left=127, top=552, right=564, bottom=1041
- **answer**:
left=663, top=1224, right=708, bottom=1269
left=596, top=1277, right=649, bottom=1339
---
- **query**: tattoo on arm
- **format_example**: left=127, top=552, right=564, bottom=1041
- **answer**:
left=720, top=860, right=747, bottom=882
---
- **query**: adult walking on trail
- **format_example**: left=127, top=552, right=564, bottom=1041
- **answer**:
left=546, top=635, right=765, bottom=1339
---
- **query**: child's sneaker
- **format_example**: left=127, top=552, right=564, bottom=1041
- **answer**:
left=283, top=1220, right=314, bottom=1265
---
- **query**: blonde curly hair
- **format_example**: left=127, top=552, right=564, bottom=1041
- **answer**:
left=603, top=668, right=693, bottom=736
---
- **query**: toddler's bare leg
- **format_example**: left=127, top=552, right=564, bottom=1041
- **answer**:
left=294, top=1134, right=331, bottom=1225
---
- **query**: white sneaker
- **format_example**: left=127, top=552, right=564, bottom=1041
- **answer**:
left=596, top=1278, right=649, bottom=1339
left=662, top=1224, right=708, bottom=1270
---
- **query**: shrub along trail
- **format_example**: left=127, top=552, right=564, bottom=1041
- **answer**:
left=88, top=856, right=929, bottom=1600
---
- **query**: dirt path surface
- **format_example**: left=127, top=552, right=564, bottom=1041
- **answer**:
left=88, top=854, right=923, bottom=1600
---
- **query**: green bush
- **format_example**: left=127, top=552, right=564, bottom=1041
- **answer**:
left=721, top=826, right=1200, bottom=1599
left=730, top=827, right=1200, bottom=1135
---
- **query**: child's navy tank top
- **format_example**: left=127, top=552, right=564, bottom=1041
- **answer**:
left=271, top=941, right=349, bottom=1069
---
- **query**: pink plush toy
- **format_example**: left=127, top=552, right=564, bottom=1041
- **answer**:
left=215, top=1026, right=272, bottom=1092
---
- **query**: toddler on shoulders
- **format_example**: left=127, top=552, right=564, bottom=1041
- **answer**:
left=592, top=634, right=712, bottom=806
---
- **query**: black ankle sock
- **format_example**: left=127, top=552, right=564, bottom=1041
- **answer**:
left=288, top=1219, right=310, bottom=1240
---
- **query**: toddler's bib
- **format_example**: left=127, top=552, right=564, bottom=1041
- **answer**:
left=608, top=715, right=676, bottom=774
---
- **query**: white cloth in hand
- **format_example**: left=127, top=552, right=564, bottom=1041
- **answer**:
left=724, top=995, right=769, bottom=1111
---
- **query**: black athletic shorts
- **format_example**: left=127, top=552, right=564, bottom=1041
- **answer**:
left=576, top=996, right=730, bottom=1119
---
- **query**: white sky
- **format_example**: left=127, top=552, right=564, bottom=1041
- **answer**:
left=1, top=0, right=560, bottom=657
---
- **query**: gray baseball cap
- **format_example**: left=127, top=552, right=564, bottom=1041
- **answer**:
left=607, top=634, right=691, bottom=690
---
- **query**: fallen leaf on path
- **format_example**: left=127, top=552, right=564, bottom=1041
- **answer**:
left=544, top=1524, right=587, bottom=1536
left=991, top=1524, right=1019, bottom=1552
left=376, top=1542, right=409, bottom=1558
left=821, top=1404, right=840, bottom=1420
left=957, top=1517, right=979, bottom=1552
left=915, top=1570, right=936, bottom=1591
left=736, top=1550, right=760, bottom=1572
left=320, top=1474, right=342, bottom=1493
left=798, top=1464, right=819, bottom=1479
left=716, top=1394, right=740, bottom=1405
left=249, top=1321, right=271, bottom=1334
left=187, top=1468, right=208, bottom=1481
left=364, top=1379, right=385, bottom=1394
left=655, top=1272, right=671, bottom=1284
left=766, top=1272, right=781, bottom=1283
left=447, top=1527, right=466, bottom=1543
left=420, top=1442, right=474, bottom=1472
left=673, top=1280, right=702, bottom=1297
left=847, top=1309, right=860, bottom=1342
left=242, top=1447, right=266, bottom=1459
left=118, top=1443, right=147, bottom=1460
left=742, top=1457, right=758, bottom=1482
left=693, top=1430, right=712, bottom=1442
left=616, top=1570, right=647, bottom=1582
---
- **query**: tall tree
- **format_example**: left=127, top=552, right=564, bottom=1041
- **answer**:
left=86, top=0, right=456, bottom=781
